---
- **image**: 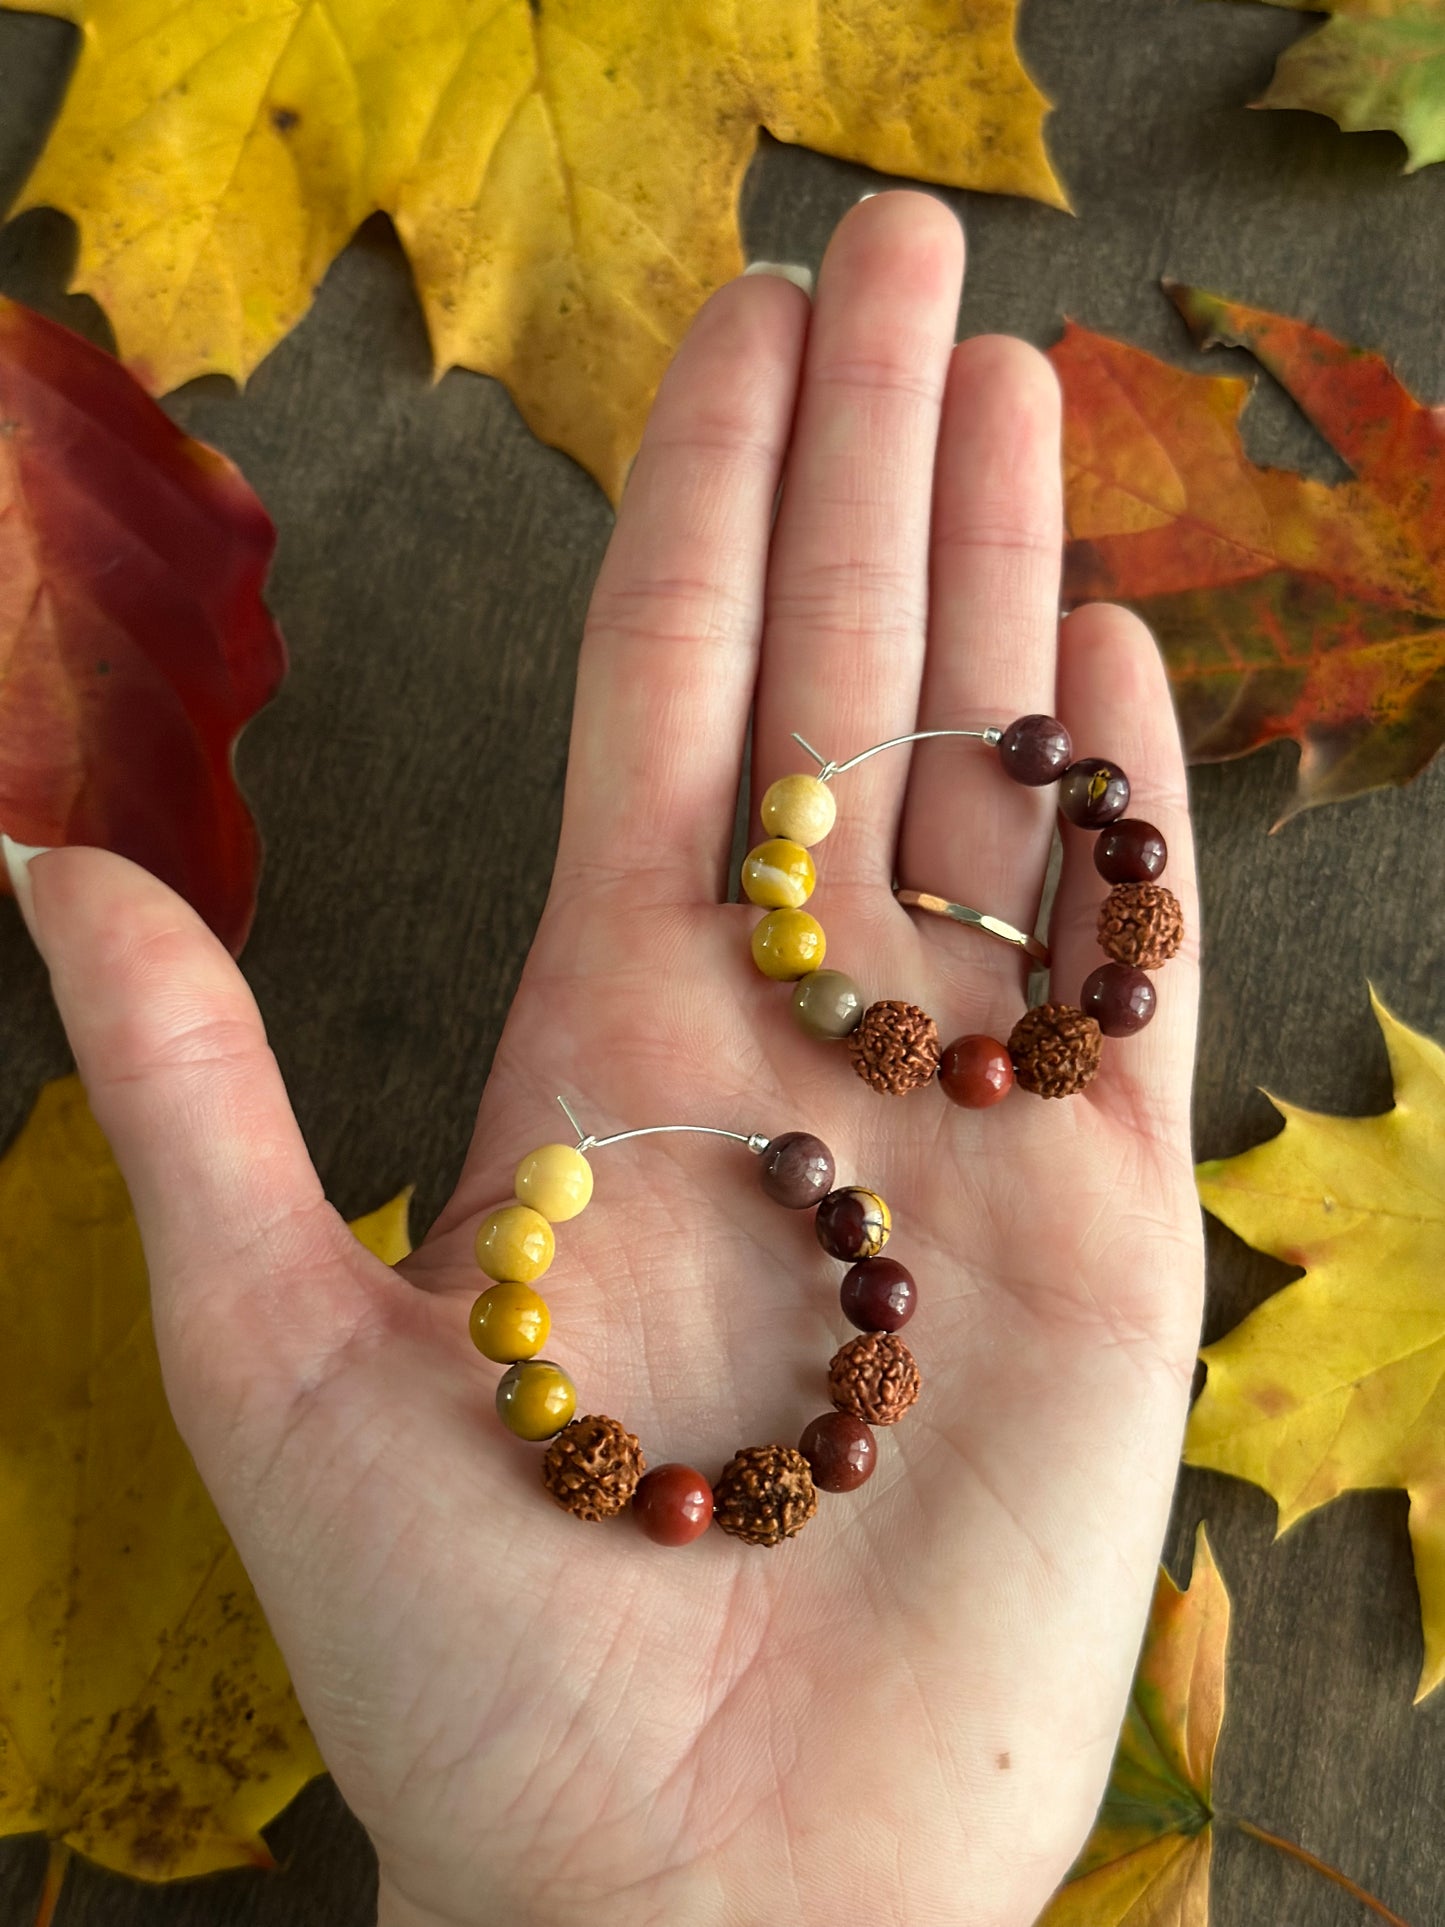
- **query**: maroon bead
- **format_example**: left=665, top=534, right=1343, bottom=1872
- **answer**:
left=939, top=1033, right=1015, bottom=1109
left=1081, top=963, right=1157, bottom=1037
left=633, top=1464, right=714, bottom=1546
left=998, top=714, right=1073, bottom=786
left=840, top=1257, right=916, bottom=1332
left=1059, top=758, right=1130, bottom=828
left=759, top=1132, right=835, bottom=1209
left=799, top=1412, right=878, bottom=1493
left=815, top=1187, right=890, bottom=1261
left=1094, top=819, right=1167, bottom=884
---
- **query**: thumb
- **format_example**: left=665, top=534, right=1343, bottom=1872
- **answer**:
left=3, top=839, right=393, bottom=1437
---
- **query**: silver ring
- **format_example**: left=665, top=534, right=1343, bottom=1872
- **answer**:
left=895, top=888, right=1050, bottom=968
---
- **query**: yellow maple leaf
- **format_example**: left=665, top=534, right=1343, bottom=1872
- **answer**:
left=5, top=0, right=1065, bottom=496
left=1187, top=990, right=1445, bottom=1702
left=0, top=1075, right=411, bottom=1891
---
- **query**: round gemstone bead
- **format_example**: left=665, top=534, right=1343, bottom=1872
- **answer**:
left=815, top=1186, right=891, bottom=1261
left=759, top=1132, right=835, bottom=1209
left=1059, top=758, right=1130, bottom=828
left=741, top=838, right=816, bottom=909
left=791, top=968, right=864, bottom=1040
left=1081, top=962, right=1158, bottom=1037
left=939, top=1034, right=1015, bottom=1109
left=496, top=1359, right=576, bottom=1441
left=633, top=1463, right=715, bottom=1545
left=1094, top=819, right=1167, bottom=884
left=469, top=1281, right=551, bottom=1362
left=514, top=1143, right=594, bottom=1222
left=998, top=714, right=1072, bottom=786
left=475, top=1203, right=556, bottom=1284
left=840, top=1257, right=916, bottom=1332
left=799, top=1411, right=877, bottom=1493
left=760, top=773, right=837, bottom=847
left=750, top=907, right=826, bottom=981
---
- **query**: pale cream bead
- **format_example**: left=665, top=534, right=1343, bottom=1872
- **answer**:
left=514, top=1142, right=594, bottom=1222
left=760, top=774, right=836, bottom=848
left=475, top=1203, right=556, bottom=1284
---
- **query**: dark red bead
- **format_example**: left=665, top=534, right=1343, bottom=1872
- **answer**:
left=799, top=1412, right=877, bottom=1493
left=633, top=1464, right=714, bottom=1546
left=998, top=714, right=1072, bottom=786
left=1059, top=758, right=1130, bottom=828
left=758, top=1132, right=835, bottom=1209
left=1094, top=819, right=1167, bottom=884
left=815, top=1186, right=890, bottom=1261
left=939, top=1033, right=1015, bottom=1109
left=1081, top=963, right=1157, bottom=1037
left=840, top=1257, right=916, bottom=1332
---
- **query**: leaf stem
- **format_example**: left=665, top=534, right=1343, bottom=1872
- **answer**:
left=1234, top=1818, right=1414, bottom=1926
left=34, top=1841, right=70, bottom=1927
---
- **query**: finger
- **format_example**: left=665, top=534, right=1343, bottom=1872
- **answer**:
left=554, top=271, right=810, bottom=907
left=1049, top=605, right=1200, bottom=1144
left=10, top=844, right=398, bottom=1422
left=900, top=337, right=1063, bottom=942
left=753, top=191, right=965, bottom=890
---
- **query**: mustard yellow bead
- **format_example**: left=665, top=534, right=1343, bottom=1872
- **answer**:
left=469, top=1282, right=551, bottom=1363
left=514, top=1143, right=594, bottom=1222
left=760, top=774, right=837, bottom=848
left=496, top=1359, right=576, bottom=1441
left=751, top=908, right=827, bottom=981
left=741, top=838, right=816, bottom=910
left=475, top=1203, right=555, bottom=1284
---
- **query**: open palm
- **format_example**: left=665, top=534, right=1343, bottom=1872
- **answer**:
left=16, top=194, right=1203, bottom=1927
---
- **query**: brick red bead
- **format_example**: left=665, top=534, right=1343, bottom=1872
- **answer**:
left=1081, top=963, right=1158, bottom=1037
left=998, top=714, right=1072, bottom=786
left=840, top=1257, right=916, bottom=1332
left=939, top=1034, right=1014, bottom=1109
left=1094, top=819, right=1167, bottom=884
left=1059, top=758, right=1130, bottom=828
left=633, top=1464, right=714, bottom=1546
left=799, top=1412, right=878, bottom=1493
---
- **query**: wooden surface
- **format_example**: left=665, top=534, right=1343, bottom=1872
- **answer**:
left=2, top=0, right=1443, bottom=1921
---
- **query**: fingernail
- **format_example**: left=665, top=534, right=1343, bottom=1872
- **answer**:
left=743, top=260, right=814, bottom=295
left=856, top=190, right=879, bottom=203
left=2, top=834, right=52, bottom=937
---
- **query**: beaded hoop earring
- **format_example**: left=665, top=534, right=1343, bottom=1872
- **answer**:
left=744, top=717, right=1184, bottom=1106
left=469, top=1099, right=920, bottom=1549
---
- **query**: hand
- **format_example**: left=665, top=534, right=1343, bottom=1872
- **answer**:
left=11, top=192, right=1203, bottom=1927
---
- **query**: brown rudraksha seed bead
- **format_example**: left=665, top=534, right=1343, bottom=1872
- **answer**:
left=712, top=1444, right=818, bottom=1546
left=1098, top=882, right=1185, bottom=970
left=1008, top=1003, right=1103, bottom=1098
left=828, top=1330, right=921, bottom=1426
left=847, top=999, right=941, bottom=1095
left=541, top=1414, right=644, bottom=1522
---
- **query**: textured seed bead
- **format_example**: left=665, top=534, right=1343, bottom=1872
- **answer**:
left=633, top=1463, right=715, bottom=1546
left=758, top=1132, right=835, bottom=1209
left=848, top=1000, right=941, bottom=1095
left=799, top=1411, right=878, bottom=1493
left=496, top=1359, right=576, bottom=1441
left=998, top=713, right=1073, bottom=786
left=1081, top=962, right=1158, bottom=1037
left=469, top=1281, right=551, bottom=1362
left=1059, top=758, right=1130, bottom=828
left=816, top=1186, right=891, bottom=1261
left=1008, top=1004, right=1103, bottom=1098
left=475, top=1203, right=556, bottom=1283
left=939, top=1034, right=1014, bottom=1109
left=828, top=1331, right=921, bottom=1426
left=751, top=907, right=827, bottom=981
left=840, top=1257, right=916, bottom=1332
left=1099, top=882, right=1185, bottom=970
left=792, top=968, right=864, bottom=1040
left=1094, top=819, right=1168, bottom=884
left=760, top=774, right=837, bottom=848
left=541, top=1414, right=644, bottom=1520
left=514, top=1143, right=594, bottom=1222
left=741, top=838, right=816, bottom=909
left=713, top=1443, right=818, bottom=1546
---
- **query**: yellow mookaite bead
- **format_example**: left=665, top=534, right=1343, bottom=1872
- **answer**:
left=496, top=1359, right=577, bottom=1441
left=469, top=1281, right=551, bottom=1363
left=751, top=908, right=826, bottom=981
left=514, top=1143, right=594, bottom=1222
left=741, top=838, right=816, bottom=910
left=760, top=774, right=837, bottom=848
left=475, top=1204, right=555, bottom=1283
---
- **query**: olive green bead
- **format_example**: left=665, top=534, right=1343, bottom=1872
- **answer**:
left=496, top=1359, right=577, bottom=1440
left=760, top=774, right=837, bottom=848
left=792, top=968, right=865, bottom=1040
left=751, top=908, right=826, bottom=981
left=741, top=838, right=816, bottom=910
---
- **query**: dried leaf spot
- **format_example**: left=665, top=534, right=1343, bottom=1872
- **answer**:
left=269, top=106, right=300, bottom=133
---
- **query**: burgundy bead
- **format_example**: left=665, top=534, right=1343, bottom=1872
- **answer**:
left=759, top=1132, right=835, bottom=1209
left=1059, top=758, right=1130, bottom=828
left=1094, top=819, right=1167, bottom=884
left=633, top=1464, right=714, bottom=1546
left=1081, top=963, right=1157, bottom=1037
left=799, top=1411, right=877, bottom=1493
left=939, top=1034, right=1015, bottom=1109
left=998, top=714, right=1073, bottom=786
left=840, top=1257, right=916, bottom=1332
left=815, top=1186, right=890, bottom=1261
